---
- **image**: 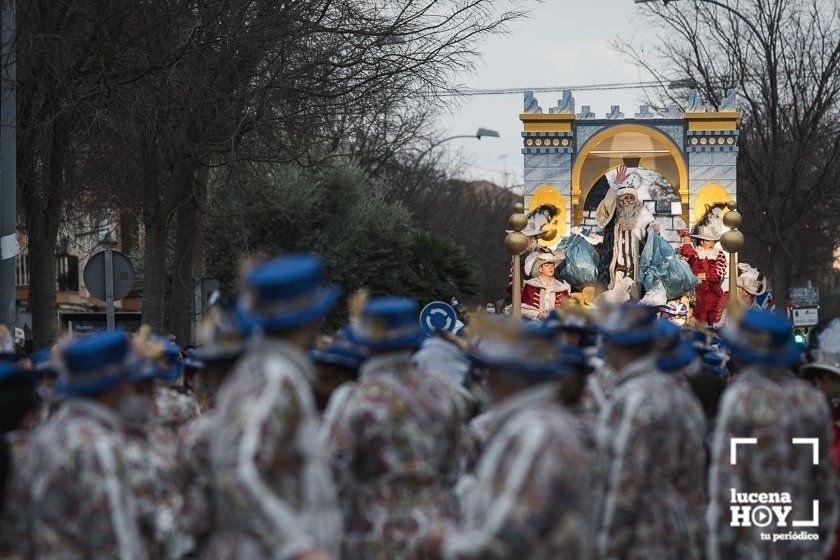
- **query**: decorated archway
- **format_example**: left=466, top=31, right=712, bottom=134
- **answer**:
left=571, top=124, right=689, bottom=226
left=519, top=89, right=739, bottom=246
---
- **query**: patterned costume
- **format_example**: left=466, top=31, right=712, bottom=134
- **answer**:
left=204, top=337, right=341, bottom=558
left=595, top=356, right=707, bottom=560
left=154, top=385, right=200, bottom=429
left=324, top=351, right=466, bottom=559
left=444, top=384, right=593, bottom=560
left=14, top=399, right=147, bottom=559
left=707, top=366, right=839, bottom=559
left=681, top=243, right=726, bottom=325
left=123, top=422, right=180, bottom=559
left=174, top=414, right=215, bottom=556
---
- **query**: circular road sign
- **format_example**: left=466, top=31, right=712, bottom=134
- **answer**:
left=419, top=301, right=458, bottom=336
left=83, top=250, right=135, bottom=301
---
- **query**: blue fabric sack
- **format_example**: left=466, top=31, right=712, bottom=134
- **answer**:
left=640, top=232, right=699, bottom=299
left=556, top=234, right=599, bottom=289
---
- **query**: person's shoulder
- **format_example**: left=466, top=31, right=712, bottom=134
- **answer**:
left=550, top=278, right=571, bottom=292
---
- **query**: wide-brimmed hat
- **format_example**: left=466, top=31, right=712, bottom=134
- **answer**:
left=132, top=328, right=182, bottom=382
left=506, top=217, right=547, bottom=238
left=311, top=325, right=368, bottom=370
left=737, top=263, right=767, bottom=296
left=655, top=319, right=699, bottom=373
left=543, top=308, right=591, bottom=335
left=468, top=314, right=584, bottom=378
left=193, top=304, right=246, bottom=363
left=801, top=319, right=840, bottom=377
left=721, top=309, right=801, bottom=366
left=0, top=361, right=32, bottom=384
left=56, top=331, right=135, bottom=396
left=660, top=301, right=689, bottom=317
left=181, top=348, right=205, bottom=371
left=702, top=352, right=728, bottom=375
left=525, top=250, right=564, bottom=278
left=690, top=225, right=721, bottom=242
left=32, top=347, right=59, bottom=377
left=236, top=254, right=340, bottom=333
left=347, top=297, right=423, bottom=351
left=598, top=302, right=660, bottom=345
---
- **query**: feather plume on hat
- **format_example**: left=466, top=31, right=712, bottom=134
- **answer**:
left=133, top=325, right=169, bottom=371
left=737, top=263, right=767, bottom=296
left=803, top=319, right=840, bottom=376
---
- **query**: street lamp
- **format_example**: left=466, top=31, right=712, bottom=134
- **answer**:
left=413, top=127, right=500, bottom=168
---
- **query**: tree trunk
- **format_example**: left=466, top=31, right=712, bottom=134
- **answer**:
left=771, top=250, right=789, bottom=313
left=27, top=117, right=67, bottom=348
left=141, top=220, right=168, bottom=332
left=119, top=209, right=138, bottom=254
left=169, top=167, right=204, bottom=344
left=28, top=223, right=59, bottom=348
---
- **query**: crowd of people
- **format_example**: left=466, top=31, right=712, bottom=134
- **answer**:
left=0, top=251, right=839, bottom=560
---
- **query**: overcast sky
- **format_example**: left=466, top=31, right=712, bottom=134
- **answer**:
left=436, top=0, right=657, bottom=188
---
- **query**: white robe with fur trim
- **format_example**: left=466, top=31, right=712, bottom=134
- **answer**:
left=595, top=182, right=655, bottom=291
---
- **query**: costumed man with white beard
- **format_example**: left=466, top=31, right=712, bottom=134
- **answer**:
left=595, top=165, right=660, bottom=299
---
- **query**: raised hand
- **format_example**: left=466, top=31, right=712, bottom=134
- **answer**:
left=614, top=164, right=629, bottom=185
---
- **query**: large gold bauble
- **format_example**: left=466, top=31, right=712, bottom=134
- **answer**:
left=720, top=229, right=744, bottom=253
left=513, top=202, right=524, bottom=213
left=723, top=209, right=742, bottom=229
left=505, top=231, right=529, bottom=255
left=509, top=212, right=527, bottom=231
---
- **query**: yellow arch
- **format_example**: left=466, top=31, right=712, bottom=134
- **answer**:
left=577, top=159, right=680, bottom=212
left=692, top=183, right=732, bottom=227
left=571, top=124, right=689, bottom=225
left=529, top=185, right=567, bottom=248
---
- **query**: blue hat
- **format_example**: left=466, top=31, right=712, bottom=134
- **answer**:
left=659, top=301, right=689, bottom=317
left=469, top=315, right=578, bottom=378
left=131, top=333, right=181, bottom=382
left=32, top=348, right=58, bottom=377
left=721, top=309, right=801, bottom=366
left=599, top=302, right=660, bottom=345
left=703, top=352, right=727, bottom=375
left=311, top=326, right=368, bottom=370
left=194, top=303, right=246, bottom=362
left=236, top=254, right=340, bottom=333
left=181, top=348, right=205, bottom=371
left=655, top=319, right=699, bottom=373
left=0, top=362, right=32, bottom=384
left=157, top=339, right=182, bottom=380
left=56, top=331, right=134, bottom=396
left=347, top=297, right=423, bottom=351
left=557, top=343, right=593, bottom=376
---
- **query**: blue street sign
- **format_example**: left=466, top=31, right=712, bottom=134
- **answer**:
left=419, top=301, right=458, bottom=336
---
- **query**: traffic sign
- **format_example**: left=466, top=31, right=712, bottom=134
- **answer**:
left=790, top=282, right=819, bottom=307
left=791, top=307, right=819, bottom=327
left=419, top=301, right=458, bottom=336
left=83, top=250, right=135, bottom=331
left=84, top=250, right=134, bottom=301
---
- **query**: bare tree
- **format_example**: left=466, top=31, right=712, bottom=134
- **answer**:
left=618, top=0, right=840, bottom=305
left=15, top=0, right=191, bottom=347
